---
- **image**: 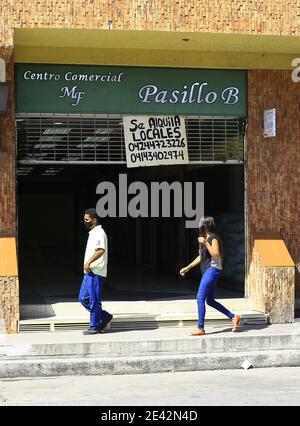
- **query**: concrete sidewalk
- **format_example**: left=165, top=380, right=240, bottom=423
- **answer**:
left=0, top=321, right=300, bottom=377
left=2, top=368, right=300, bottom=406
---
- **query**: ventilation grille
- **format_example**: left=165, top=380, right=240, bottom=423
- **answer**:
left=18, top=319, right=195, bottom=333
left=18, top=321, right=90, bottom=333
left=17, top=114, right=245, bottom=164
left=18, top=314, right=266, bottom=333
left=18, top=323, right=52, bottom=333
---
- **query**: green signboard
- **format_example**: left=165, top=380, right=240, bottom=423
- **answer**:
left=15, top=64, right=247, bottom=116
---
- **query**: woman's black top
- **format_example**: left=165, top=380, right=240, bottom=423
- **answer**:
left=200, top=235, right=222, bottom=274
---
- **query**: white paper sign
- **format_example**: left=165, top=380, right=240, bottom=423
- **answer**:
left=264, top=108, right=276, bottom=138
left=123, top=115, right=189, bottom=168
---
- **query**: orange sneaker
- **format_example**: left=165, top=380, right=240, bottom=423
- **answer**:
left=232, top=315, right=241, bottom=332
left=191, top=329, right=205, bottom=336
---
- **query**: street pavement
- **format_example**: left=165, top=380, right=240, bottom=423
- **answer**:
left=1, top=367, right=300, bottom=406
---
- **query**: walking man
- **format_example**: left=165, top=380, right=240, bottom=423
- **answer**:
left=79, top=208, right=113, bottom=335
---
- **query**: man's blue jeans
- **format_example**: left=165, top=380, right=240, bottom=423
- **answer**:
left=78, top=272, right=111, bottom=329
left=197, top=267, right=234, bottom=329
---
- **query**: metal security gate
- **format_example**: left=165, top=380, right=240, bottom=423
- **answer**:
left=16, top=114, right=245, bottom=165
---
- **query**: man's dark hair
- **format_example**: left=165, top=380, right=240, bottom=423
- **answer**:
left=85, top=208, right=100, bottom=223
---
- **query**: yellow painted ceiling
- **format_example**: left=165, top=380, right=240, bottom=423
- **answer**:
left=13, top=28, right=300, bottom=70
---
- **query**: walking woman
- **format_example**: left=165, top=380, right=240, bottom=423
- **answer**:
left=180, top=216, right=240, bottom=335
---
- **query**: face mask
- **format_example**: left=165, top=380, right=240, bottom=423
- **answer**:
left=84, top=221, right=93, bottom=230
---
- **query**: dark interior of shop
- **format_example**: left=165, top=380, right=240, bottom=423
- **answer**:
left=17, top=163, right=245, bottom=310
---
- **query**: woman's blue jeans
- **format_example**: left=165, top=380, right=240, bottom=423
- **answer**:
left=197, top=267, right=234, bottom=329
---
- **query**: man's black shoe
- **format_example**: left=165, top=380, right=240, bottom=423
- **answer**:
left=82, top=327, right=100, bottom=335
left=100, top=314, right=113, bottom=332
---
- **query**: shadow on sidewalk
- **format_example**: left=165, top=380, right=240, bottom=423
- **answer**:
left=205, top=324, right=269, bottom=335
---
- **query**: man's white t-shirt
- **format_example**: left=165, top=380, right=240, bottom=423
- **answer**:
left=84, top=225, right=108, bottom=277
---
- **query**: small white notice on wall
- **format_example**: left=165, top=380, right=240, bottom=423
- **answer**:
left=264, top=108, right=276, bottom=138
left=123, top=115, right=189, bottom=168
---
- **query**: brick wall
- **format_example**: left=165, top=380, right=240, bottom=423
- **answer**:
left=0, top=49, right=18, bottom=334
left=248, top=242, right=295, bottom=323
left=248, top=245, right=265, bottom=312
left=0, top=277, right=19, bottom=333
left=1, top=0, right=300, bottom=45
left=1, top=2, right=300, bottom=331
left=247, top=69, right=300, bottom=311
left=0, top=50, right=15, bottom=237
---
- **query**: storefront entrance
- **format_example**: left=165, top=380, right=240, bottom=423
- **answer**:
left=15, top=64, right=249, bottom=327
left=17, top=158, right=245, bottom=316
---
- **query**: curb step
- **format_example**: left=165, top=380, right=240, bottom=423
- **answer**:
left=1, top=330, right=300, bottom=377
left=1, top=349, right=300, bottom=378
left=1, top=333, right=299, bottom=359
